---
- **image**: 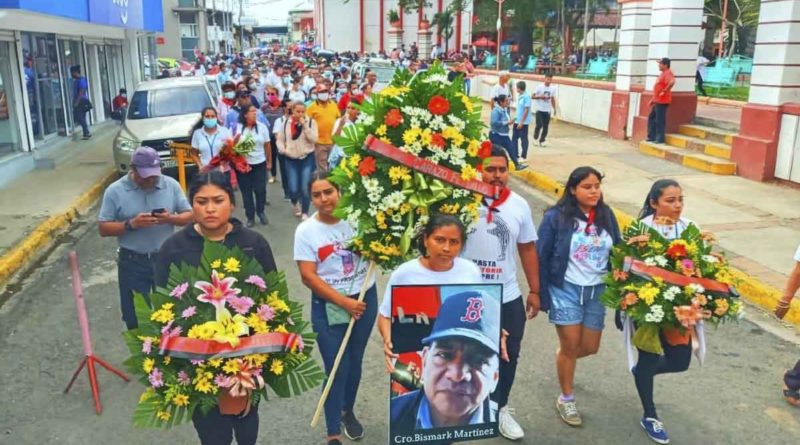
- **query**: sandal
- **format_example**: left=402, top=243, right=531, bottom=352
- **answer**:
left=783, top=386, right=800, bottom=407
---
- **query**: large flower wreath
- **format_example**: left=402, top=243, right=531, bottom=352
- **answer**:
left=123, top=242, right=324, bottom=427
left=600, top=219, right=742, bottom=354
left=330, top=64, right=492, bottom=270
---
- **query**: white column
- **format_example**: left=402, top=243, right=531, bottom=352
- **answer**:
left=748, top=0, right=800, bottom=106
left=644, top=0, right=704, bottom=92
left=615, top=1, right=652, bottom=91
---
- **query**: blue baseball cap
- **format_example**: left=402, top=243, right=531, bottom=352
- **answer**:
left=422, top=291, right=500, bottom=354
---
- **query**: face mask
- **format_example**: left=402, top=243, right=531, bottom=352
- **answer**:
left=337, top=88, right=346, bottom=94
left=203, top=118, right=218, bottom=128
left=224, top=91, right=236, bottom=99
left=236, top=67, right=243, bottom=75
left=248, top=83, right=257, bottom=91
left=317, top=93, right=329, bottom=101
left=351, top=89, right=359, bottom=95
left=283, top=77, right=292, bottom=85
left=310, top=93, right=318, bottom=101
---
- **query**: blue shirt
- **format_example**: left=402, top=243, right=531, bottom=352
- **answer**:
left=490, top=105, right=510, bottom=135
left=224, top=107, right=269, bottom=129
left=98, top=174, right=192, bottom=254
left=73, top=76, right=89, bottom=100
left=515, top=92, right=533, bottom=125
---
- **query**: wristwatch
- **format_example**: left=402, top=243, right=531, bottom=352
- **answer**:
left=124, top=219, right=134, bottom=231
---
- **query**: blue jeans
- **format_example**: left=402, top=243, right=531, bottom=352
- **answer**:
left=74, top=105, right=90, bottom=137
left=489, top=131, right=518, bottom=168
left=312, top=285, right=378, bottom=436
left=286, top=155, right=315, bottom=214
left=117, top=248, right=156, bottom=330
left=512, top=124, right=530, bottom=159
left=464, top=78, right=471, bottom=95
left=548, top=282, right=606, bottom=331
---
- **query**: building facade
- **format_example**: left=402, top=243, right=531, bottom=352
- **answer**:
left=289, top=0, right=314, bottom=43
left=159, top=0, right=237, bottom=60
left=0, top=0, right=163, bottom=185
left=313, top=0, right=472, bottom=54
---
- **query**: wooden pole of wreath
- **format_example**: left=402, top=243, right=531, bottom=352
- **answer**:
left=310, top=261, right=378, bottom=427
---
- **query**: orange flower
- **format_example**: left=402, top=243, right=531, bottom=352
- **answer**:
left=692, top=294, right=708, bottom=307
left=358, top=156, right=377, bottom=176
left=666, top=242, right=688, bottom=259
left=612, top=269, right=629, bottom=282
left=430, top=133, right=446, bottom=149
left=427, top=95, right=450, bottom=115
left=478, top=140, right=493, bottom=158
left=674, top=304, right=711, bottom=329
left=714, top=299, right=729, bottom=316
left=620, top=292, right=638, bottom=310
left=384, top=108, right=404, bottom=127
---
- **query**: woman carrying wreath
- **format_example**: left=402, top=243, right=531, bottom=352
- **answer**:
left=154, top=171, right=277, bottom=445
left=624, top=178, right=697, bottom=444
left=293, top=172, right=377, bottom=445
left=536, top=166, right=621, bottom=428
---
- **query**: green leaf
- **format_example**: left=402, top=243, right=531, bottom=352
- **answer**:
left=267, top=355, right=325, bottom=398
left=632, top=323, right=664, bottom=355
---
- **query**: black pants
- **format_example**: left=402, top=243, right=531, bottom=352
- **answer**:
left=117, top=248, right=156, bottom=330
left=192, top=403, right=259, bottom=445
left=647, top=103, right=668, bottom=143
left=512, top=124, right=529, bottom=159
left=534, top=111, right=551, bottom=143
left=238, top=161, right=267, bottom=220
left=634, top=332, right=692, bottom=418
left=490, top=297, right=526, bottom=408
left=268, top=132, right=279, bottom=177
left=74, top=106, right=90, bottom=137
left=785, top=360, right=800, bottom=390
left=696, top=71, right=707, bottom=96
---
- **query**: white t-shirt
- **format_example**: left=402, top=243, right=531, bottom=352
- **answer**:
left=235, top=122, right=269, bottom=165
left=640, top=215, right=696, bottom=240
left=534, top=84, right=557, bottom=113
left=564, top=219, right=614, bottom=286
left=462, top=191, right=538, bottom=303
left=379, top=258, right=482, bottom=317
left=272, top=116, right=286, bottom=135
left=491, top=83, right=512, bottom=100
left=696, top=56, right=709, bottom=80
left=293, top=216, right=374, bottom=294
left=191, top=126, right=232, bottom=166
left=288, top=89, right=306, bottom=104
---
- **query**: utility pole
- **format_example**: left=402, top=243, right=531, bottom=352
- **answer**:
left=581, top=0, right=590, bottom=72
left=495, top=0, right=504, bottom=71
left=239, top=0, right=245, bottom=51
left=211, top=0, right=217, bottom=54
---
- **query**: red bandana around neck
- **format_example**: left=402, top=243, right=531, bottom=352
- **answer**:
left=484, top=187, right=511, bottom=223
left=584, top=208, right=597, bottom=234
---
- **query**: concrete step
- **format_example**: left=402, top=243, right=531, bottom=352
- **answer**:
left=639, top=141, right=737, bottom=175
left=678, top=124, right=735, bottom=145
left=664, top=133, right=732, bottom=160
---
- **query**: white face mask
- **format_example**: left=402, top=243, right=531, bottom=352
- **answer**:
left=317, top=92, right=330, bottom=102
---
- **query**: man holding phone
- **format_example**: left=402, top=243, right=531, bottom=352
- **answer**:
left=98, top=147, right=193, bottom=330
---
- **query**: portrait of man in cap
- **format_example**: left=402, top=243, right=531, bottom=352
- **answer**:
left=390, top=286, right=502, bottom=439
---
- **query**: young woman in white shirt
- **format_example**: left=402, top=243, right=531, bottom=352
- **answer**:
left=294, top=171, right=376, bottom=445
left=536, top=166, right=621, bottom=427
left=235, top=105, right=271, bottom=227
left=190, top=107, right=232, bottom=169
left=377, top=214, right=483, bottom=372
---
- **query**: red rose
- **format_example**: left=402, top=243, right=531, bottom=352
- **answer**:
left=478, top=140, right=492, bottom=158
left=384, top=108, right=404, bottom=127
left=476, top=162, right=484, bottom=173
left=358, top=156, right=377, bottom=176
left=427, top=95, right=450, bottom=115
left=431, top=133, right=446, bottom=149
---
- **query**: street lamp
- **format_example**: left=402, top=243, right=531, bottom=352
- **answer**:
left=495, top=0, right=504, bottom=71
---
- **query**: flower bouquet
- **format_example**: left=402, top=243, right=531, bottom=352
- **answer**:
left=600, top=219, right=741, bottom=354
left=123, top=242, right=324, bottom=427
left=330, top=63, right=493, bottom=270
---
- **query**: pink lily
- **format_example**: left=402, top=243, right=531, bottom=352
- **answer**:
left=194, top=270, right=241, bottom=309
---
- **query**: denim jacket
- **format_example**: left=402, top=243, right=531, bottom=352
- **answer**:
left=490, top=105, right=510, bottom=136
left=536, top=207, right=622, bottom=312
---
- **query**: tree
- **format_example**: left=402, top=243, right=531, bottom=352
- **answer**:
left=432, top=8, right=455, bottom=52
left=704, top=0, right=760, bottom=56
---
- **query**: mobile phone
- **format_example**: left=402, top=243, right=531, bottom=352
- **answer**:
left=151, top=208, right=167, bottom=216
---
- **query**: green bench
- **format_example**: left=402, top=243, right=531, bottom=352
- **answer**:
left=520, top=55, right=538, bottom=73
left=481, top=54, right=497, bottom=68
left=576, top=60, right=612, bottom=79
left=703, top=66, right=740, bottom=91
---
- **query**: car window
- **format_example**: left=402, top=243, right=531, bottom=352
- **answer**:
left=370, top=66, right=395, bottom=83
left=128, top=86, right=212, bottom=120
left=206, top=79, right=220, bottom=103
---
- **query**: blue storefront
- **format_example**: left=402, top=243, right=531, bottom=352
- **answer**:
left=0, top=0, right=163, bottom=185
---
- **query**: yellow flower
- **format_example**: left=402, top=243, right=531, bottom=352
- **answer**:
left=460, top=93, right=474, bottom=113
left=466, top=139, right=480, bottom=157
left=172, top=393, right=189, bottom=407
left=223, top=359, right=241, bottom=375
left=150, top=305, right=175, bottom=324
left=637, top=283, right=660, bottom=306
left=244, top=354, right=269, bottom=368
left=274, top=324, right=289, bottom=334
left=648, top=241, right=664, bottom=251
left=442, top=127, right=465, bottom=147
left=714, top=298, right=730, bottom=316
left=210, top=259, right=222, bottom=269
left=246, top=313, right=268, bottom=333
left=163, top=356, right=171, bottom=365
left=375, top=124, right=387, bottom=136
left=156, top=410, right=171, bottom=421
left=380, top=85, right=410, bottom=98
left=208, top=358, right=223, bottom=368
left=142, top=358, right=155, bottom=374
left=376, top=211, right=388, bottom=229
left=388, top=165, right=412, bottom=185
left=439, top=203, right=461, bottom=214
left=223, top=257, right=241, bottom=273
left=139, top=388, right=155, bottom=402
left=270, top=359, right=285, bottom=376
left=460, top=164, right=479, bottom=181
left=399, top=203, right=412, bottom=215
left=379, top=136, right=392, bottom=145
left=348, top=153, right=361, bottom=169
left=420, top=129, right=432, bottom=146
left=402, top=127, right=421, bottom=145
left=188, top=324, right=215, bottom=340
left=267, top=293, right=291, bottom=313
left=194, top=378, right=215, bottom=394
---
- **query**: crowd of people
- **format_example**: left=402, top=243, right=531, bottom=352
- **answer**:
left=92, top=46, right=800, bottom=445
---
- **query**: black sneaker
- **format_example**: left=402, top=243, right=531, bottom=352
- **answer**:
left=246, top=219, right=255, bottom=228
left=258, top=213, right=268, bottom=226
left=327, top=440, right=342, bottom=445
left=341, top=411, right=364, bottom=440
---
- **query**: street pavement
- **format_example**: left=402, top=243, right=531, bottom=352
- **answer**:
left=1, top=178, right=799, bottom=445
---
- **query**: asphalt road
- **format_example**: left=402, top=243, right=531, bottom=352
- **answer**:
left=1, top=179, right=799, bottom=445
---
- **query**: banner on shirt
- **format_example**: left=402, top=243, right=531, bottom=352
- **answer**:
left=388, top=284, right=502, bottom=444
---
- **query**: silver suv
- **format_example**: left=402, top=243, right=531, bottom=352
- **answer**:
left=112, top=77, right=214, bottom=174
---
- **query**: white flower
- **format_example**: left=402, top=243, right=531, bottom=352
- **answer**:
left=644, top=257, right=657, bottom=267
left=644, top=304, right=665, bottom=323
left=348, top=183, right=357, bottom=195
left=423, top=74, right=451, bottom=85
left=663, top=286, right=681, bottom=302
left=702, top=255, right=719, bottom=264
left=346, top=209, right=362, bottom=226
left=366, top=207, right=378, bottom=216
left=383, top=191, right=407, bottom=209
left=391, top=213, right=403, bottom=223
left=654, top=255, right=668, bottom=267
left=429, top=115, right=446, bottom=131
left=356, top=114, right=375, bottom=126
left=687, top=283, right=705, bottom=294
left=447, top=115, right=466, bottom=131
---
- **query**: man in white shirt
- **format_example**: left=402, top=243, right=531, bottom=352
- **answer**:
left=532, top=73, right=558, bottom=147
left=695, top=54, right=710, bottom=97
left=490, top=71, right=513, bottom=104
left=462, top=145, right=541, bottom=441
left=265, top=63, right=285, bottom=100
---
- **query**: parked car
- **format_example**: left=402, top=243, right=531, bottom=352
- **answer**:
left=112, top=77, right=214, bottom=175
left=352, top=59, right=397, bottom=91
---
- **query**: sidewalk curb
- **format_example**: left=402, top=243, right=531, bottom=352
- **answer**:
left=512, top=169, right=800, bottom=327
left=0, top=169, right=118, bottom=288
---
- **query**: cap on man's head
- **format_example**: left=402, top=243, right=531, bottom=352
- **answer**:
left=422, top=290, right=501, bottom=353
left=130, top=146, right=161, bottom=178
left=659, top=57, right=671, bottom=67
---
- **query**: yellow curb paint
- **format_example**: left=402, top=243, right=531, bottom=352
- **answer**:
left=705, top=143, right=732, bottom=160
left=639, top=142, right=667, bottom=158
left=0, top=169, right=118, bottom=287
left=513, top=169, right=800, bottom=328
left=665, top=134, right=688, bottom=148
left=678, top=125, right=706, bottom=139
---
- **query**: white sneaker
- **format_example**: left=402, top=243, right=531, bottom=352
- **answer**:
left=539, top=141, right=547, bottom=147
left=498, top=406, right=524, bottom=440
